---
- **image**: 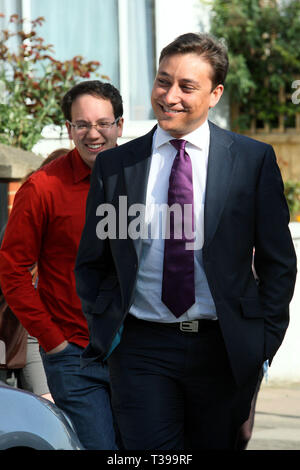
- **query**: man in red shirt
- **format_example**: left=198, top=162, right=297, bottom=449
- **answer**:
left=0, top=80, right=124, bottom=449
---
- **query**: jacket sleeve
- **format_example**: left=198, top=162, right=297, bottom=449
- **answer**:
left=0, top=179, right=65, bottom=351
left=253, top=145, right=297, bottom=362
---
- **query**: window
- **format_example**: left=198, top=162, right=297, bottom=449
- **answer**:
left=120, top=0, right=156, bottom=121
left=0, top=0, right=21, bottom=18
left=25, top=0, right=155, bottom=124
left=0, top=0, right=21, bottom=55
left=30, top=0, right=120, bottom=88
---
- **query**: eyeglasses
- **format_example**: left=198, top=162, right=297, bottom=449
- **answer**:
left=67, top=117, right=120, bottom=133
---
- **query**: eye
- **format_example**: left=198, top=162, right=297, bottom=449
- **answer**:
left=181, top=85, right=195, bottom=92
left=76, top=122, right=89, bottom=129
left=157, top=78, right=170, bottom=87
left=97, top=122, right=111, bottom=128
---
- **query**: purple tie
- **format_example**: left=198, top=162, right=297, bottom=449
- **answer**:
left=161, top=139, right=195, bottom=318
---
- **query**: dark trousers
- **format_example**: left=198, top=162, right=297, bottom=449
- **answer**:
left=108, top=314, right=260, bottom=450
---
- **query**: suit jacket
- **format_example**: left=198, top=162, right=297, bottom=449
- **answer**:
left=75, top=121, right=297, bottom=386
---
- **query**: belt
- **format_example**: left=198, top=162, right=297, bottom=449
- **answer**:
left=167, top=319, right=218, bottom=333
left=127, top=315, right=219, bottom=333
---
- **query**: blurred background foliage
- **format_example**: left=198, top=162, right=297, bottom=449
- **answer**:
left=210, top=0, right=300, bottom=131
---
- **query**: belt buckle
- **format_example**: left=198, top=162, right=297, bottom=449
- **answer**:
left=179, top=321, right=199, bottom=332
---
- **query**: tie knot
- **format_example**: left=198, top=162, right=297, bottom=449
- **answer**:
left=170, top=139, right=187, bottom=152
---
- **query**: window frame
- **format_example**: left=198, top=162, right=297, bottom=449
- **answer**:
left=118, top=0, right=157, bottom=138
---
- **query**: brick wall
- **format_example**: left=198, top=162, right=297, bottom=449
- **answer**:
left=7, top=180, right=21, bottom=214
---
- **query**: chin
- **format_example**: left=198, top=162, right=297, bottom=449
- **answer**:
left=159, top=121, right=183, bottom=136
left=158, top=119, right=174, bottom=130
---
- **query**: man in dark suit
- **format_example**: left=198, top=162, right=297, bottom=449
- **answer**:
left=75, top=33, right=297, bottom=450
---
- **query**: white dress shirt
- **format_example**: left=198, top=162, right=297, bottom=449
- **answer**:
left=130, top=120, right=217, bottom=322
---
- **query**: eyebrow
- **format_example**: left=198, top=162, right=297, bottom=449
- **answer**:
left=157, top=72, right=199, bottom=86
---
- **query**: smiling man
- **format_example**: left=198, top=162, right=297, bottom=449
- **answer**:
left=65, top=90, right=122, bottom=167
left=0, top=81, right=123, bottom=449
left=151, top=52, right=223, bottom=137
left=75, top=35, right=296, bottom=450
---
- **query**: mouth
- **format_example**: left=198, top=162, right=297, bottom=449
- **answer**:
left=85, top=143, right=105, bottom=152
left=159, top=104, right=185, bottom=115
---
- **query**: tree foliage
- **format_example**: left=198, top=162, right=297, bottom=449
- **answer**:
left=0, top=13, right=104, bottom=150
left=210, top=0, right=300, bottom=130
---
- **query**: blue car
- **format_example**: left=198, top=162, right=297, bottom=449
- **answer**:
left=0, top=381, right=83, bottom=450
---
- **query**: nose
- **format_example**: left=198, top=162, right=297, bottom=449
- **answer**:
left=164, top=84, right=180, bottom=104
left=86, top=125, right=102, bottom=138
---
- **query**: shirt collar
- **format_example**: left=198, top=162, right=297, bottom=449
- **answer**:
left=70, top=148, right=91, bottom=183
left=154, top=120, right=210, bottom=152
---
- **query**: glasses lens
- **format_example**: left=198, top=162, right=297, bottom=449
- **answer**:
left=96, top=123, right=111, bottom=129
left=72, top=119, right=119, bottom=133
left=77, top=124, right=89, bottom=131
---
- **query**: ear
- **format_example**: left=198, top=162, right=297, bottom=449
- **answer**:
left=209, top=84, right=224, bottom=109
left=65, top=121, right=73, bottom=140
left=117, top=117, right=124, bottom=138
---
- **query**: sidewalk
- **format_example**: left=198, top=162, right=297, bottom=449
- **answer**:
left=247, top=381, right=300, bottom=450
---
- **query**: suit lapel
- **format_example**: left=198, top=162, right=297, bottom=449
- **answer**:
left=122, top=126, right=156, bottom=259
left=204, top=122, right=236, bottom=247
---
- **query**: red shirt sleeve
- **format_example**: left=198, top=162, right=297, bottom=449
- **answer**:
left=0, top=177, right=65, bottom=351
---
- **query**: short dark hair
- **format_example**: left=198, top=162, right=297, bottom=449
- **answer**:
left=61, top=80, right=123, bottom=121
left=159, top=33, right=229, bottom=89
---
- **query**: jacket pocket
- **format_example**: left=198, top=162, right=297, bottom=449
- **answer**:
left=240, top=297, right=264, bottom=319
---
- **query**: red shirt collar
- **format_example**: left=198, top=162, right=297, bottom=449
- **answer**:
left=70, top=147, right=91, bottom=184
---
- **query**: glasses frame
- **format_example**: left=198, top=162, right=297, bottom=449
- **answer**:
left=67, top=117, right=120, bottom=133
